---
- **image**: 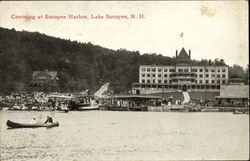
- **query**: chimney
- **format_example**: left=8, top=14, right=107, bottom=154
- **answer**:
left=176, top=50, right=178, bottom=58
left=188, top=49, right=191, bottom=59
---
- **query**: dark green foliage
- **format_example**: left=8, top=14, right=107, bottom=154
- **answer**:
left=229, top=64, right=249, bottom=84
left=0, top=27, right=248, bottom=95
left=0, top=27, right=174, bottom=94
left=191, top=58, right=226, bottom=66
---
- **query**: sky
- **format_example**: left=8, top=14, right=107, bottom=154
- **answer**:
left=0, top=1, right=248, bottom=68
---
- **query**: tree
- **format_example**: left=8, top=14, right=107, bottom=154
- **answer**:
left=229, top=64, right=245, bottom=78
left=219, top=59, right=225, bottom=65
left=0, top=27, right=247, bottom=94
left=57, top=72, right=70, bottom=91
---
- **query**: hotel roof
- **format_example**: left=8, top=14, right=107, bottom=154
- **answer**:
left=176, top=48, right=190, bottom=60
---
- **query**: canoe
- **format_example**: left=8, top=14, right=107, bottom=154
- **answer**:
left=6, top=120, right=59, bottom=128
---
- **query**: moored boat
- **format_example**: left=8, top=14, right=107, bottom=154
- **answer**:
left=201, top=108, right=219, bottom=112
left=233, top=110, right=249, bottom=115
left=233, top=111, right=244, bottom=114
left=167, top=105, right=188, bottom=112
left=77, top=98, right=99, bottom=111
left=6, top=120, right=59, bottom=128
left=78, top=105, right=99, bottom=111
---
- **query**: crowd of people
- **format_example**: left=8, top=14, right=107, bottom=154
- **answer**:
left=0, top=92, right=72, bottom=111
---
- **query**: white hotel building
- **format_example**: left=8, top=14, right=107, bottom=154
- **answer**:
left=132, top=48, right=229, bottom=94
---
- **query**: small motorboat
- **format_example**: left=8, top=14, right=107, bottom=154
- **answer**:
left=201, top=108, right=219, bottom=112
left=233, top=110, right=248, bottom=115
left=6, top=120, right=59, bottom=128
left=78, top=105, right=99, bottom=111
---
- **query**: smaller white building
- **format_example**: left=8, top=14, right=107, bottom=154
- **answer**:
left=215, top=85, right=249, bottom=107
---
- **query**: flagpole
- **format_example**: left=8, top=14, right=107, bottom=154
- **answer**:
left=182, top=35, right=184, bottom=47
left=180, top=32, right=184, bottom=47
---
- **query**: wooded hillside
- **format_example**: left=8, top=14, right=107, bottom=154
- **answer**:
left=0, top=27, right=248, bottom=94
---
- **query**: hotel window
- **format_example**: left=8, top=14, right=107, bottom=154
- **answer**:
left=184, top=68, right=189, bottom=72
left=222, top=80, right=226, bottom=84
left=178, top=69, right=183, bottom=72
left=169, top=69, right=175, bottom=72
left=199, top=80, right=203, bottom=84
left=199, top=68, right=203, bottom=72
left=222, top=74, right=226, bottom=78
left=164, top=80, right=168, bottom=83
left=211, top=74, right=215, bottom=78
left=164, top=68, right=168, bottom=72
left=147, top=79, right=150, bottom=83
left=205, top=74, right=209, bottom=78
left=142, top=79, right=145, bottom=83
left=141, top=68, right=145, bottom=71
left=217, top=68, right=220, bottom=72
left=199, top=74, right=203, bottom=78
left=222, top=69, right=226, bottom=72
left=217, top=80, right=220, bottom=84
left=158, top=80, right=161, bottom=83
left=206, top=80, right=209, bottom=84
left=212, top=80, right=215, bottom=84
left=158, top=74, right=161, bottom=77
left=211, top=69, right=215, bottom=72
left=142, top=73, right=145, bottom=77
left=152, top=68, right=156, bottom=72
left=147, top=68, right=151, bottom=72
left=147, top=74, right=151, bottom=77
left=158, top=68, right=162, bottom=72
left=153, top=79, right=155, bottom=83
left=205, top=69, right=209, bottom=72
left=152, top=74, right=155, bottom=77
left=164, top=74, right=168, bottom=78
left=217, top=74, right=220, bottom=78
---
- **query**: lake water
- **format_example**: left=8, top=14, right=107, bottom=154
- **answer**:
left=0, top=110, right=249, bottom=160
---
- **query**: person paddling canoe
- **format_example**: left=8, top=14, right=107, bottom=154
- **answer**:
left=44, top=116, right=53, bottom=124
